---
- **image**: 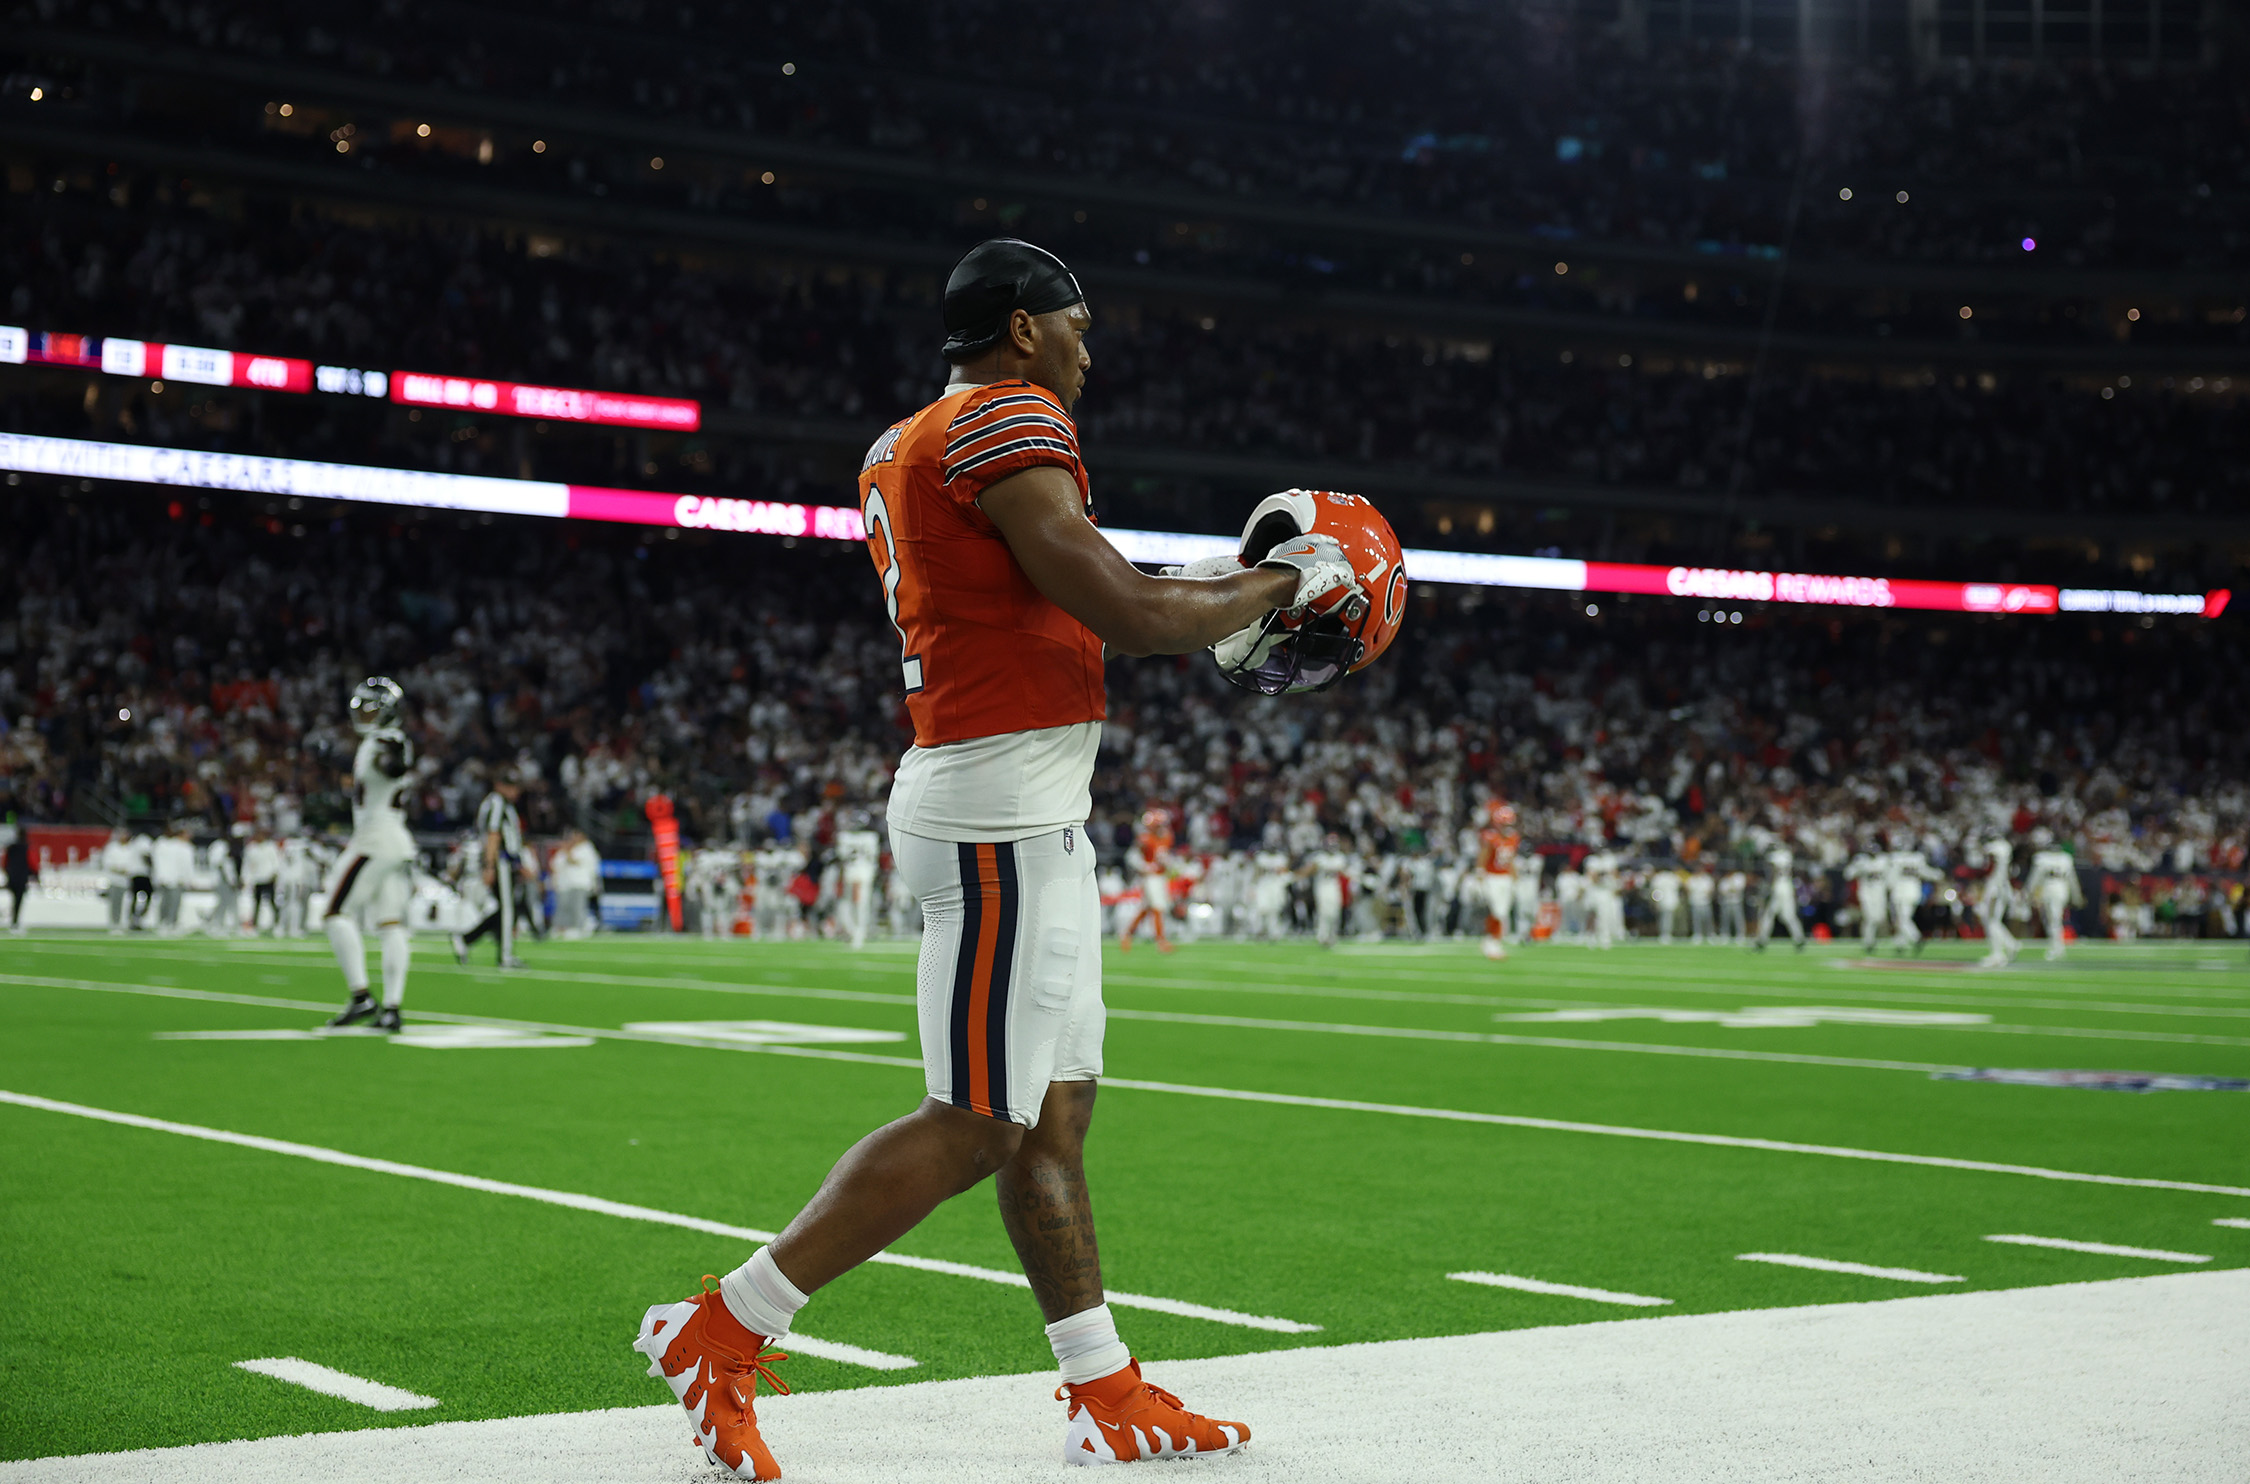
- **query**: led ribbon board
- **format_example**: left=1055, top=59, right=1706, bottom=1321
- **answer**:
left=0, top=433, right=2221, bottom=618
left=1, top=326, right=698, bottom=431
left=388, top=373, right=700, bottom=431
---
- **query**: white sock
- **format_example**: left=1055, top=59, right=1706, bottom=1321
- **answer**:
left=324, top=916, right=368, bottom=995
left=1046, top=1303, right=1131, bottom=1386
left=379, top=924, right=411, bottom=1008
left=718, top=1247, right=807, bottom=1339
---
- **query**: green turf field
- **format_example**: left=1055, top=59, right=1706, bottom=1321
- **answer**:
left=4, top=932, right=2247, bottom=1462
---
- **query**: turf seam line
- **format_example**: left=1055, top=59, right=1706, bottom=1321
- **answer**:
left=1981, top=1234, right=2213, bottom=1263
left=0, top=1089, right=1319, bottom=1335
left=1093, top=1078, right=2250, bottom=1199
left=1734, top=1253, right=1965, bottom=1284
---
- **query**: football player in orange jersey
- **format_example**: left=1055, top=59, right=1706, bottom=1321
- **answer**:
left=1477, top=799, right=1522, bottom=961
left=634, top=240, right=1363, bottom=1478
left=1118, top=806, right=1176, bottom=953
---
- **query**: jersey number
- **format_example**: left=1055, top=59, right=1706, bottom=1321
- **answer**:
left=863, top=487, right=924, bottom=695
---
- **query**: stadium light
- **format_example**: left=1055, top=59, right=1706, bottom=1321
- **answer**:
left=0, top=431, right=2225, bottom=620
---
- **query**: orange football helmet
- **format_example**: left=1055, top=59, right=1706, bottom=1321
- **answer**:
left=1487, top=800, right=1518, bottom=830
left=1220, top=490, right=1408, bottom=695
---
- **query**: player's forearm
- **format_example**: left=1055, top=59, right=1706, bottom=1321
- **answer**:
left=1109, top=568, right=1297, bottom=657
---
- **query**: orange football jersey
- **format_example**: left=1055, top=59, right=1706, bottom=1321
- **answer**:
left=1479, top=828, right=1520, bottom=874
left=858, top=380, right=1106, bottom=747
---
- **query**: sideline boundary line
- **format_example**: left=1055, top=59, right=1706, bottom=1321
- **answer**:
left=0, top=1089, right=1319, bottom=1335
left=9, top=974, right=2248, bottom=1199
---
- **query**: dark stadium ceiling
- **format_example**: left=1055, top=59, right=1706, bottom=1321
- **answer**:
left=10, top=25, right=2247, bottom=321
left=6, top=115, right=2244, bottom=386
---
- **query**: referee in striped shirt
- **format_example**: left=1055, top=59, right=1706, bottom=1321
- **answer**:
left=454, top=770, right=533, bottom=968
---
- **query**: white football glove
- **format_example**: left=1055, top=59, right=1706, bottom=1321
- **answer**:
left=1211, top=618, right=1287, bottom=676
left=1159, top=552, right=1247, bottom=581
left=1257, top=533, right=1364, bottom=619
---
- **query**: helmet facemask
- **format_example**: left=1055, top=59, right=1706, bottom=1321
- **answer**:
left=1214, top=610, right=1366, bottom=696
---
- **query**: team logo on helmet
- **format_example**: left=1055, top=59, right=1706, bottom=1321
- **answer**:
left=1217, top=490, right=1408, bottom=696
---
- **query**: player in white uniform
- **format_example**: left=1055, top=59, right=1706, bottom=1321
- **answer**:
left=202, top=835, right=241, bottom=935
left=1251, top=848, right=1293, bottom=938
left=1513, top=847, right=1543, bottom=940
left=1305, top=836, right=1350, bottom=947
left=1843, top=853, right=1883, bottom=948
left=1557, top=865, right=1587, bottom=942
left=1976, top=838, right=2021, bottom=968
left=884, top=858, right=917, bottom=938
left=1753, top=845, right=1806, bottom=951
left=551, top=828, right=601, bottom=938
left=1647, top=868, right=1682, bottom=945
left=1582, top=851, right=1625, bottom=949
left=694, top=846, right=742, bottom=939
left=1718, top=869, right=1748, bottom=942
left=325, top=677, right=418, bottom=1032
left=151, top=826, right=196, bottom=935
left=1887, top=849, right=1942, bottom=953
left=1685, top=868, right=1716, bottom=944
left=2023, top=843, right=2084, bottom=961
left=278, top=835, right=323, bottom=938
left=836, top=816, right=883, bottom=948
left=751, top=843, right=792, bottom=939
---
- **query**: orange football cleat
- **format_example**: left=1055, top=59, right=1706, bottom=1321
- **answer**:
left=633, top=1277, right=791, bottom=1480
left=1059, top=1358, right=1249, bottom=1465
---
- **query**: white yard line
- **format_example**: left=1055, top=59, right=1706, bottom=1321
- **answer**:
left=1983, top=1234, right=2213, bottom=1263
left=1126, top=1002, right=2250, bottom=1062
left=775, top=1336, right=919, bottom=1371
left=1105, top=1006, right=1962, bottom=1073
left=1096, top=1077, right=2250, bottom=1198
left=232, top=1358, right=437, bottom=1411
left=9, top=943, right=920, bottom=1006
left=1447, top=1271, right=1673, bottom=1306
left=12, top=977, right=2250, bottom=1201
left=0, top=974, right=925, bottom=1069
left=1735, top=1252, right=1964, bottom=1283
left=0, top=1089, right=1316, bottom=1335
left=2217, top=1218, right=2250, bottom=1230
left=1955, top=1021, right=2250, bottom=1049
left=1111, top=964, right=2250, bottom=1019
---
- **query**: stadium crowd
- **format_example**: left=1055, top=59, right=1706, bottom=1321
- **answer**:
left=18, top=0, right=2249, bottom=274
left=7, top=190, right=2245, bottom=534
left=2, top=497, right=2241, bottom=942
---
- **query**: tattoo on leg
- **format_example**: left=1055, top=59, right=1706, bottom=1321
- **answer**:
left=999, top=1155, right=1105, bottom=1323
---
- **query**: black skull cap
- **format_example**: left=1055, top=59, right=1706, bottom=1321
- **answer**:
left=942, top=238, right=1085, bottom=362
